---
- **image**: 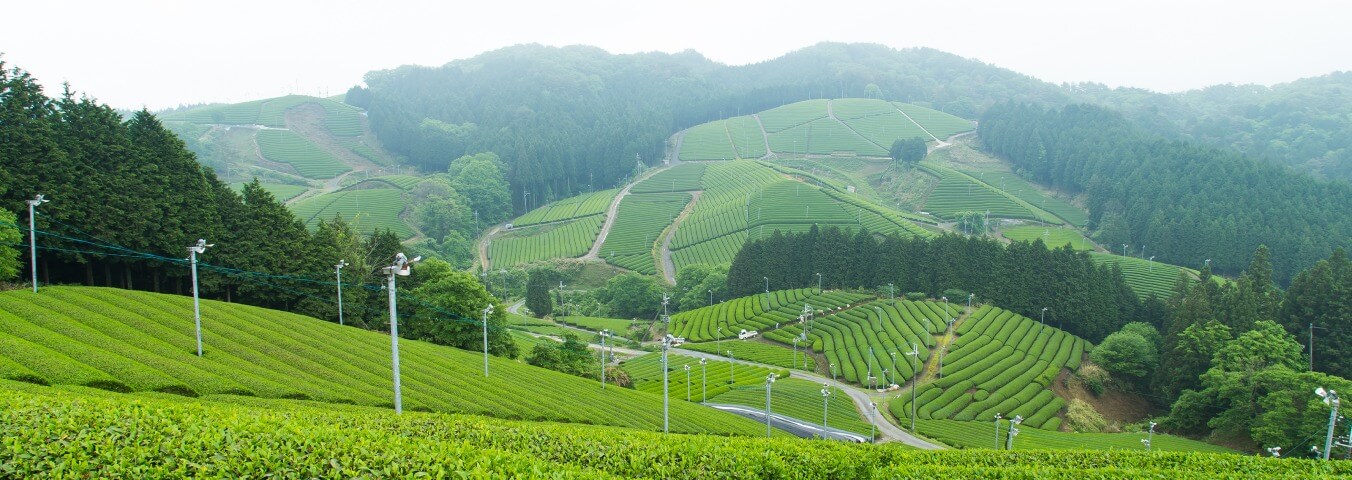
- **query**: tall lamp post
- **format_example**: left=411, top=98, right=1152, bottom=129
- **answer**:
left=889, top=352, right=898, bottom=386
left=384, top=252, right=421, bottom=414
left=1006, top=415, right=1023, bottom=450
left=699, top=358, right=707, bottom=403
left=1317, top=387, right=1340, bottom=460
left=25, top=194, right=48, bottom=293
left=763, top=277, right=770, bottom=311
left=816, top=273, right=822, bottom=293
left=994, top=413, right=1003, bottom=449
left=661, top=293, right=672, bottom=433
left=684, top=364, right=692, bottom=401
left=906, top=344, right=919, bottom=432
left=597, top=328, right=608, bottom=389
left=334, top=260, right=348, bottom=325
left=764, top=373, right=776, bottom=437
left=188, top=239, right=213, bottom=357
left=869, top=402, right=877, bottom=443
left=888, top=283, right=895, bottom=306
left=482, top=303, right=494, bottom=377
left=820, top=384, right=832, bottom=440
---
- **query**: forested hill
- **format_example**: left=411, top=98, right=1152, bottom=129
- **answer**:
left=349, top=43, right=1069, bottom=213
left=1070, top=72, right=1352, bottom=182
left=979, top=102, right=1352, bottom=283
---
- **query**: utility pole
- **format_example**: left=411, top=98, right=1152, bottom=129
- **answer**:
left=25, top=194, right=48, bottom=293
left=1006, top=415, right=1023, bottom=450
left=661, top=294, right=671, bottom=433
left=763, top=277, right=770, bottom=311
left=994, top=413, right=1003, bottom=449
left=869, top=402, right=877, bottom=443
left=684, top=364, right=691, bottom=401
left=384, top=253, right=420, bottom=414
left=187, top=239, right=213, bottom=357
left=334, top=260, right=348, bottom=326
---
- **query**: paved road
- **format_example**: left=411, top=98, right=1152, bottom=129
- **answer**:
left=670, top=347, right=943, bottom=449
left=705, top=403, right=868, bottom=442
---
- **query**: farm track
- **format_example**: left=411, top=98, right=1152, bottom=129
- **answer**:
left=752, top=114, right=773, bottom=159
left=893, top=105, right=945, bottom=145
left=658, top=191, right=703, bottom=284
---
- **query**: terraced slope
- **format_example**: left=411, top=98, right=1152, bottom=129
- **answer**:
left=895, top=305, right=1090, bottom=431
left=669, top=288, right=872, bottom=342
left=0, top=287, right=770, bottom=436
left=676, top=99, right=975, bottom=161
left=623, top=353, right=788, bottom=406
left=289, top=188, right=414, bottom=239
left=490, top=216, right=605, bottom=267
left=682, top=339, right=817, bottom=371
left=7, top=381, right=1297, bottom=477
left=1090, top=253, right=1199, bottom=300
left=1003, top=226, right=1095, bottom=251
left=600, top=192, right=691, bottom=274
left=510, top=188, right=618, bottom=227
left=768, top=299, right=957, bottom=386
left=919, top=162, right=1060, bottom=223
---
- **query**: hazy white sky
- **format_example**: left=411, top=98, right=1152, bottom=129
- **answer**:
left=3, top=0, right=1349, bottom=110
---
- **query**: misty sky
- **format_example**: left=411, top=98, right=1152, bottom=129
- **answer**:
left=4, top=0, right=1350, bottom=110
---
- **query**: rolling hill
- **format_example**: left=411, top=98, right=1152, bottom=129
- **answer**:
left=0, top=286, right=771, bottom=436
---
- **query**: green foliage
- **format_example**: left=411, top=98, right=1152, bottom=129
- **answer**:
left=622, top=353, right=788, bottom=402
left=890, top=137, right=928, bottom=162
left=631, top=163, right=707, bottom=194
left=963, top=171, right=1088, bottom=227
left=525, top=334, right=594, bottom=379
left=447, top=152, right=512, bottom=224
left=596, top=273, right=664, bottom=320
left=674, top=263, right=729, bottom=312
left=1279, top=249, right=1351, bottom=378
left=1091, top=324, right=1159, bottom=381
left=409, top=259, right=517, bottom=358
left=770, top=299, right=952, bottom=386
left=729, top=231, right=1139, bottom=342
left=524, top=266, right=558, bottom=318
left=0, top=209, right=20, bottom=281
left=11, top=381, right=1326, bottom=478
left=1089, top=253, right=1198, bottom=301
left=0, top=286, right=767, bottom=435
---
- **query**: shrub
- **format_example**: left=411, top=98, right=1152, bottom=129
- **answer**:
left=904, top=292, right=927, bottom=301
left=1065, top=399, right=1108, bottom=433
left=1076, top=364, right=1110, bottom=395
left=1090, top=331, right=1157, bottom=380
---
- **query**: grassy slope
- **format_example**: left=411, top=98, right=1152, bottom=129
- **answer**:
left=10, top=381, right=1327, bottom=478
left=0, top=286, right=769, bottom=436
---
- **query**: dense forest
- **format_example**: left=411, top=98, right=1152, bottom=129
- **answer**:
left=1072, top=72, right=1352, bottom=182
left=0, top=61, right=517, bottom=358
left=724, top=227, right=1140, bottom=343
left=349, top=43, right=1068, bottom=213
left=979, top=103, right=1352, bottom=283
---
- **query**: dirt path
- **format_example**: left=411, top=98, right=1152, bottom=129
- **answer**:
left=476, top=224, right=503, bottom=270
left=892, top=105, right=945, bottom=145
left=658, top=191, right=702, bottom=284
left=752, top=114, right=773, bottom=159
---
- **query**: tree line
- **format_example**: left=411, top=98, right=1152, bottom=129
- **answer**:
left=979, top=102, right=1352, bottom=284
left=724, top=226, right=1140, bottom=342
left=0, top=60, right=518, bottom=358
